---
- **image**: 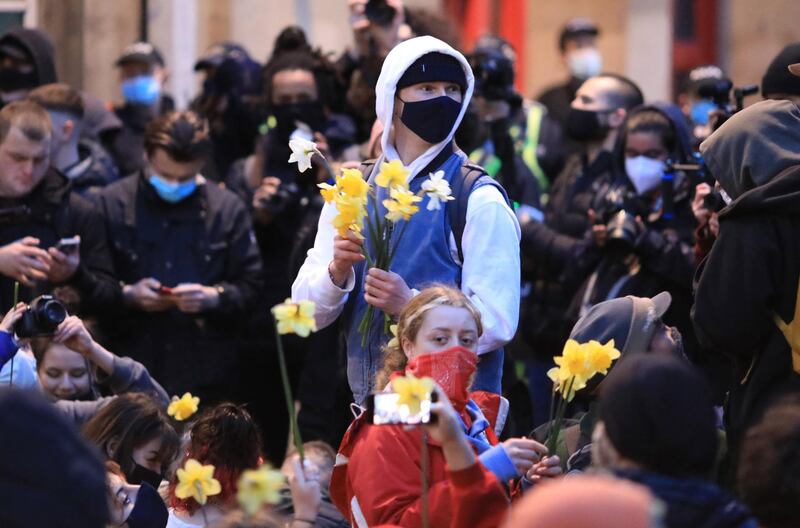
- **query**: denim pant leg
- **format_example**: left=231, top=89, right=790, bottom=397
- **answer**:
left=525, top=358, right=553, bottom=428
left=472, top=348, right=504, bottom=394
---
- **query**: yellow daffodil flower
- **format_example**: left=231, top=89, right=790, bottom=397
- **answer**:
left=318, top=182, right=337, bottom=204
left=392, top=373, right=435, bottom=416
left=383, top=186, right=422, bottom=223
left=387, top=324, right=399, bottom=350
left=167, top=392, right=200, bottom=421
left=332, top=194, right=367, bottom=237
left=337, top=168, right=369, bottom=201
left=175, top=459, right=222, bottom=506
left=272, top=299, right=317, bottom=337
left=585, top=339, right=621, bottom=375
left=421, top=170, right=454, bottom=211
left=287, top=138, right=321, bottom=173
left=375, top=160, right=410, bottom=190
left=236, top=466, right=286, bottom=515
left=553, top=339, right=594, bottom=382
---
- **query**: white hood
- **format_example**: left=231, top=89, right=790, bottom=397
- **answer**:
left=375, top=36, right=474, bottom=179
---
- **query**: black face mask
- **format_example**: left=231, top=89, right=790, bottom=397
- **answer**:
left=126, top=482, right=168, bottom=528
left=399, top=95, right=462, bottom=144
left=127, top=462, right=164, bottom=490
left=0, top=67, right=37, bottom=93
left=272, top=101, right=325, bottom=138
left=565, top=107, right=610, bottom=142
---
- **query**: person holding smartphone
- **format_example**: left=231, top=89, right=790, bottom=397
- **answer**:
left=97, top=110, right=262, bottom=405
left=0, top=100, right=118, bottom=316
left=330, top=286, right=561, bottom=528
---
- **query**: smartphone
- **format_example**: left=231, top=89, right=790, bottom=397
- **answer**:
left=365, top=390, right=437, bottom=426
left=158, top=286, right=173, bottom=295
left=55, top=236, right=80, bottom=254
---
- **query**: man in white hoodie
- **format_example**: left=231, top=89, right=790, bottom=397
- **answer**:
left=293, top=36, right=520, bottom=404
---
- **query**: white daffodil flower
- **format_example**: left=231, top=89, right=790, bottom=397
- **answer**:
left=421, top=170, right=455, bottom=211
left=288, top=137, right=321, bottom=173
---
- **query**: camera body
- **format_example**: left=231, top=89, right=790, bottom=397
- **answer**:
left=364, top=0, right=396, bottom=26
left=260, top=181, right=302, bottom=216
left=469, top=48, right=522, bottom=106
left=605, top=209, right=643, bottom=251
left=14, top=295, right=67, bottom=338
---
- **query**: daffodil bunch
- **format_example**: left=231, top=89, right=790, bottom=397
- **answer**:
left=288, top=137, right=456, bottom=346
left=236, top=465, right=286, bottom=516
left=271, top=299, right=319, bottom=461
left=545, top=339, right=621, bottom=454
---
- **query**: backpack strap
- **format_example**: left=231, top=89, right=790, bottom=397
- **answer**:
left=357, top=159, right=378, bottom=181
left=448, top=162, right=489, bottom=263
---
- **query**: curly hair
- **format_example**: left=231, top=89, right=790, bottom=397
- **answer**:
left=167, top=402, right=262, bottom=514
left=738, top=394, right=800, bottom=528
left=374, top=285, right=482, bottom=390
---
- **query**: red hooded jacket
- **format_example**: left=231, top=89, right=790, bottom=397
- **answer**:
left=330, top=391, right=510, bottom=528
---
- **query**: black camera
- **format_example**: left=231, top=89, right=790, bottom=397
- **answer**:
left=14, top=295, right=67, bottom=338
left=259, top=181, right=301, bottom=216
left=364, top=0, right=396, bottom=26
left=697, top=78, right=758, bottom=129
left=605, top=210, right=643, bottom=252
left=469, top=48, right=521, bottom=106
left=703, top=188, right=726, bottom=213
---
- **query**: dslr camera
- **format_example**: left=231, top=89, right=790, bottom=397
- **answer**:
left=469, top=47, right=522, bottom=107
left=697, top=77, right=758, bottom=130
left=14, top=295, right=67, bottom=338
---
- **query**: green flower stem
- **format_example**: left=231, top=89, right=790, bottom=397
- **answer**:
left=273, top=316, right=305, bottom=462
left=421, top=431, right=430, bottom=528
left=317, top=155, right=336, bottom=182
left=545, top=377, right=575, bottom=455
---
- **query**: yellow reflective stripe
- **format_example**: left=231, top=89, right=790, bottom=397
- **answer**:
left=523, top=104, right=549, bottom=193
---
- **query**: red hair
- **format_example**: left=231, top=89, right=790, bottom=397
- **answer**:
left=167, top=403, right=262, bottom=514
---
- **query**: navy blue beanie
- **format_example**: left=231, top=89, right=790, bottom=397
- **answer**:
left=397, top=52, right=467, bottom=92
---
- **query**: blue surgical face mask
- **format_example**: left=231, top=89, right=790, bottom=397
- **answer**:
left=148, top=173, right=197, bottom=203
left=121, top=75, right=161, bottom=105
left=690, top=99, right=716, bottom=126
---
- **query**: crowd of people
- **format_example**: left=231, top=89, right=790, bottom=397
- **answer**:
left=0, top=1, right=798, bottom=527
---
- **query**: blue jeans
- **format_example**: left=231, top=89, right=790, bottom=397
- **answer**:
left=472, top=349, right=504, bottom=394
left=524, top=359, right=554, bottom=428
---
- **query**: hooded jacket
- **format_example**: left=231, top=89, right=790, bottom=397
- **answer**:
left=375, top=35, right=474, bottom=178
left=330, top=391, right=509, bottom=528
left=0, top=28, right=57, bottom=86
left=693, top=99, right=800, bottom=452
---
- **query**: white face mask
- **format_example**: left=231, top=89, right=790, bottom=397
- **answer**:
left=625, top=156, right=664, bottom=195
left=567, top=47, right=603, bottom=80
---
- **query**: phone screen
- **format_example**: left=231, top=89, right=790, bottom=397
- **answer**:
left=369, top=392, right=433, bottom=425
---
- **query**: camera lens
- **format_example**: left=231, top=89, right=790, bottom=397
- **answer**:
left=42, top=299, right=67, bottom=325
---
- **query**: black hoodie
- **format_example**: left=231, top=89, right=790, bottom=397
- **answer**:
left=693, top=99, right=800, bottom=461
left=0, top=27, right=57, bottom=85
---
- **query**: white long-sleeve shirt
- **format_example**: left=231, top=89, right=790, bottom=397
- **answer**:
left=291, top=184, right=521, bottom=355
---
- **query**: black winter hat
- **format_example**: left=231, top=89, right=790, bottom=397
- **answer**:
left=598, top=354, right=718, bottom=479
left=762, top=42, right=800, bottom=97
left=0, top=388, right=109, bottom=527
left=396, top=52, right=467, bottom=92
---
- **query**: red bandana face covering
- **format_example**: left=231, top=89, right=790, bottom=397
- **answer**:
left=406, top=346, right=478, bottom=413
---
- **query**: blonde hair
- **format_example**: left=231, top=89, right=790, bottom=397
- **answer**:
left=375, top=285, right=483, bottom=390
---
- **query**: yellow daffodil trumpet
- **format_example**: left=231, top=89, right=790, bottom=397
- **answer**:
left=175, top=459, right=222, bottom=506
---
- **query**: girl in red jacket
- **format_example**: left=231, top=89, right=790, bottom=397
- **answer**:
left=330, top=286, right=561, bottom=527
